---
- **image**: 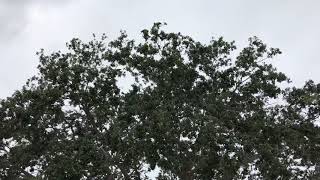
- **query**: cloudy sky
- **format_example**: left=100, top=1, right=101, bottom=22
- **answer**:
left=1, top=0, right=320, bottom=98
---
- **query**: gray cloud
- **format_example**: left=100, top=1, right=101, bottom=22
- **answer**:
left=0, top=0, right=70, bottom=41
left=0, top=1, right=26, bottom=41
left=1, top=0, right=320, bottom=98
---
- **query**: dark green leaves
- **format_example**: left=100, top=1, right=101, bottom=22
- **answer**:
left=0, top=23, right=319, bottom=179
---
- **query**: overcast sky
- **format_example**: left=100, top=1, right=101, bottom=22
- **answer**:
left=1, top=0, right=320, bottom=98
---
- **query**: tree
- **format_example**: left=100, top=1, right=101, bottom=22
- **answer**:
left=0, top=23, right=319, bottom=179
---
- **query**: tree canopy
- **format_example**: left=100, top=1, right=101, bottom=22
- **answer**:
left=0, top=23, right=319, bottom=179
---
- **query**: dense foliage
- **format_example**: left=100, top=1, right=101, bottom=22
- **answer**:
left=1, top=23, right=319, bottom=179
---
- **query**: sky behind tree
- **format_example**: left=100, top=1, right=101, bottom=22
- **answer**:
left=1, top=0, right=320, bottom=98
